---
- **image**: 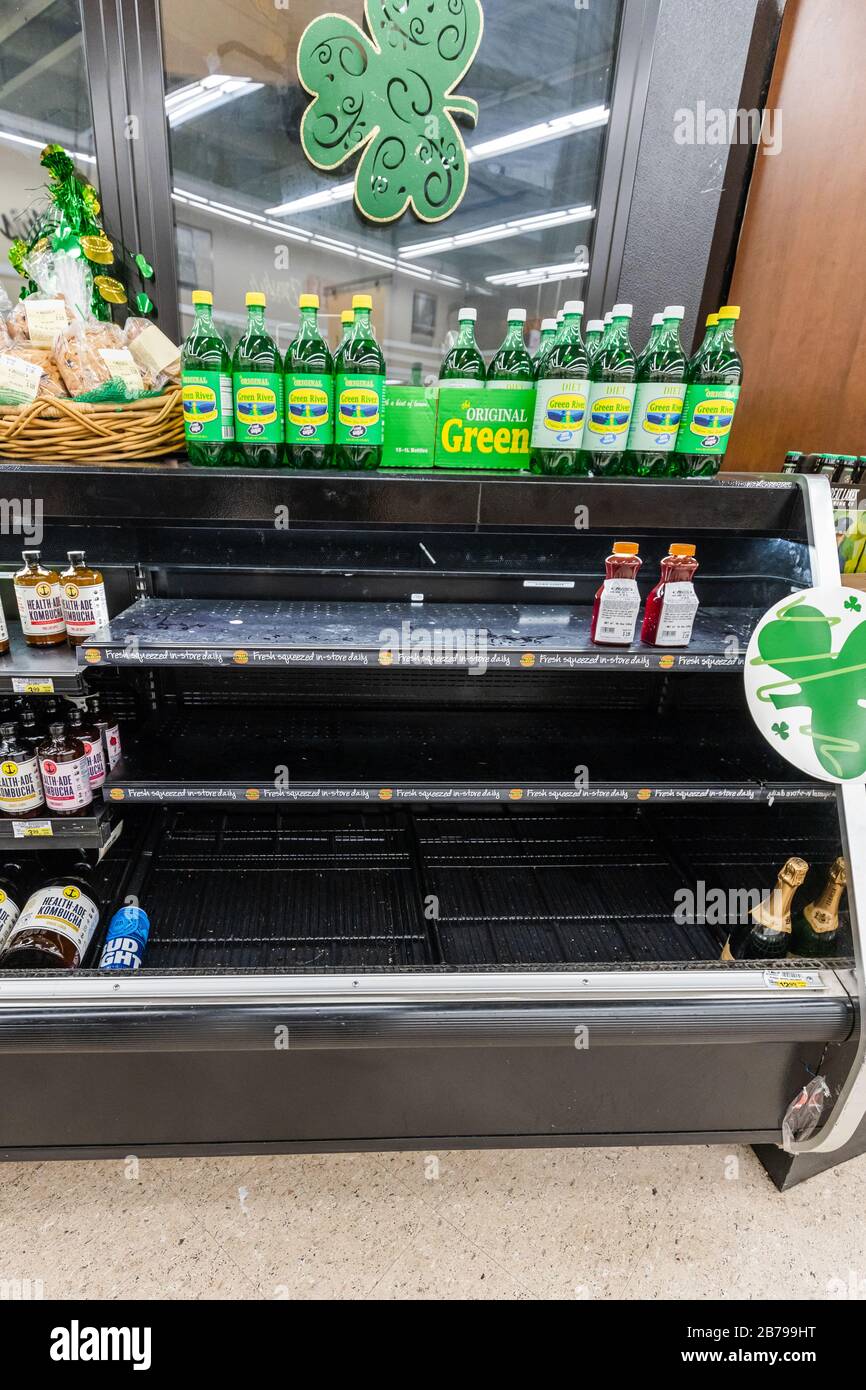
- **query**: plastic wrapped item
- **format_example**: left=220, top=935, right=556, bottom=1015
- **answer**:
left=3, top=344, right=66, bottom=398
left=24, top=241, right=93, bottom=322
left=0, top=315, right=11, bottom=353
left=53, top=319, right=144, bottom=399
left=124, top=317, right=179, bottom=390
left=782, top=1076, right=831, bottom=1147
left=6, top=291, right=75, bottom=346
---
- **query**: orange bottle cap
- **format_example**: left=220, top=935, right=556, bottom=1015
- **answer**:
left=669, top=544, right=697, bottom=558
left=613, top=542, right=640, bottom=556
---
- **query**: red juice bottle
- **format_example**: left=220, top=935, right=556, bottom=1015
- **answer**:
left=590, top=542, right=643, bottom=645
left=641, top=544, right=700, bottom=647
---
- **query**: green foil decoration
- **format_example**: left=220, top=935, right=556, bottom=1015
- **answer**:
left=298, top=0, right=483, bottom=223
left=135, top=291, right=155, bottom=314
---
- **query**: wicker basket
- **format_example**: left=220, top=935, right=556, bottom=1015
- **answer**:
left=0, top=385, right=184, bottom=463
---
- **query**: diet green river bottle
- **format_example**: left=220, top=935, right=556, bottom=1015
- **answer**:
left=438, top=307, right=486, bottom=388
left=181, top=290, right=235, bottom=467
left=584, top=304, right=637, bottom=476
left=232, top=292, right=284, bottom=468
left=530, top=300, right=590, bottom=477
left=487, top=309, right=533, bottom=388
left=625, top=306, right=688, bottom=478
left=532, top=319, right=558, bottom=379
left=584, top=319, right=604, bottom=369
left=676, top=305, right=743, bottom=477
left=334, top=294, right=386, bottom=470
left=284, top=293, right=334, bottom=469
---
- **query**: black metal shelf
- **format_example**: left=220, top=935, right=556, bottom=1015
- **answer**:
left=80, top=597, right=759, bottom=674
left=102, top=708, right=832, bottom=807
left=0, top=803, right=116, bottom=850
left=0, top=624, right=84, bottom=693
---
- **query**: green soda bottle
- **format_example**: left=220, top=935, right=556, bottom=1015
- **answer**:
left=584, top=319, right=604, bottom=368
left=530, top=299, right=590, bottom=477
left=334, top=293, right=386, bottom=470
left=487, top=308, right=533, bottom=388
left=583, top=303, right=637, bottom=477
left=533, top=318, right=557, bottom=379
left=676, top=305, right=743, bottom=477
left=181, top=290, right=235, bottom=467
left=232, top=292, right=284, bottom=469
left=438, top=307, right=486, bottom=388
left=284, top=293, right=334, bottom=469
left=338, top=308, right=354, bottom=351
left=625, top=306, right=688, bottom=478
left=690, top=312, right=720, bottom=375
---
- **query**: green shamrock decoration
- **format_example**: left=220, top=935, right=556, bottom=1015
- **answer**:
left=771, top=722, right=790, bottom=741
left=844, top=595, right=862, bottom=613
left=751, top=596, right=866, bottom=779
left=297, top=0, right=484, bottom=223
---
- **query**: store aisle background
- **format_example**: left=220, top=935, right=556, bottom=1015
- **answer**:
left=2, top=1145, right=864, bottom=1300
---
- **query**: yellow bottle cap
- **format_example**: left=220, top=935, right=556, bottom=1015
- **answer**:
left=718, top=305, right=740, bottom=320
left=299, top=294, right=319, bottom=309
left=246, top=292, right=266, bottom=307
left=669, top=544, right=697, bottom=558
left=613, top=542, right=640, bottom=556
left=191, top=290, right=213, bottom=306
left=707, top=313, right=719, bottom=327
left=352, top=294, right=373, bottom=310
left=341, top=310, right=355, bottom=324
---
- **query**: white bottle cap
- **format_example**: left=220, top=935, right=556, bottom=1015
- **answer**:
left=556, top=311, right=565, bottom=323
left=663, top=305, right=686, bottom=319
left=507, top=308, right=527, bottom=322
left=458, top=307, right=477, bottom=321
left=604, top=312, right=612, bottom=324
left=541, top=318, right=557, bottom=332
left=651, top=313, right=664, bottom=326
left=587, top=320, right=605, bottom=333
left=563, top=300, right=584, bottom=316
left=612, top=303, right=633, bottom=317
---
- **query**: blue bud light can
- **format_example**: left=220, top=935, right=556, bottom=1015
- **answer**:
left=98, top=905, right=151, bottom=970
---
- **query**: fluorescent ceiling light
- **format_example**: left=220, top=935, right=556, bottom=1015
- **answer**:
left=264, top=104, right=609, bottom=218
left=400, top=204, right=595, bottom=260
left=0, top=126, right=94, bottom=162
left=487, top=258, right=590, bottom=287
left=165, top=75, right=263, bottom=128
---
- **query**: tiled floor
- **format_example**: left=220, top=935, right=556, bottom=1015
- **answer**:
left=3, top=1145, right=865, bottom=1300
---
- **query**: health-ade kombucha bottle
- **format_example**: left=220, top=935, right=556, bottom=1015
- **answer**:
left=232, top=292, right=284, bottom=469
left=590, top=542, right=643, bottom=645
left=0, top=863, right=101, bottom=969
left=181, top=290, right=235, bottom=467
left=60, top=551, right=109, bottom=646
left=37, top=721, right=92, bottom=815
left=0, top=720, right=44, bottom=816
left=284, top=293, right=334, bottom=469
left=640, top=544, right=700, bottom=648
left=86, top=695, right=122, bottom=771
left=334, top=294, right=386, bottom=470
left=439, top=308, right=486, bottom=388
left=0, top=862, right=26, bottom=956
left=530, top=300, right=590, bottom=477
left=66, top=707, right=107, bottom=791
left=13, top=551, right=66, bottom=647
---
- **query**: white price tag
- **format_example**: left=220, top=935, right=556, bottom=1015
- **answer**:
left=12, top=820, right=53, bottom=838
left=763, top=971, right=825, bottom=991
left=99, top=347, right=144, bottom=393
left=23, top=297, right=67, bottom=348
left=11, top=677, right=55, bottom=694
left=0, top=353, right=43, bottom=405
left=127, top=323, right=180, bottom=376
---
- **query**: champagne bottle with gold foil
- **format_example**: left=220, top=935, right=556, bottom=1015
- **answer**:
left=721, top=857, right=809, bottom=960
left=792, top=858, right=847, bottom=957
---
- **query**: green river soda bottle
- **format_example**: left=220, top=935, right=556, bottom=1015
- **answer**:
left=334, top=293, right=386, bottom=470
left=338, top=308, right=354, bottom=350
left=438, top=307, right=486, bottom=388
left=691, top=312, right=719, bottom=372
left=624, top=306, right=688, bottom=478
left=533, top=319, right=557, bottom=378
left=676, top=305, right=743, bottom=477
left=181, top=290, right=235, bottom=467
left=530, top=299, right=590, bottom=477
left=583, top=304, right=637, bottom=476
left=487, top=308, right=533, bottom=388
left=584, top=319, right=604, bottom=368
left=232, top=292, right=284, bottom=468
left=284, top=293, right=334, bottom=469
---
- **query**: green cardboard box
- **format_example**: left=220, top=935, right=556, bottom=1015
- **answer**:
left=434, top=387, right=535, bottom=471
left=381, top=385, right=438, bottom=469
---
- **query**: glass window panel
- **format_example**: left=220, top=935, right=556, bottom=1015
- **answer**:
left=0, top=0, right=94, bottom=308
left=162, top=0, right=622, bottom=378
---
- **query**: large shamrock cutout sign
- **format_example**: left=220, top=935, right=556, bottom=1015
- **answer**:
left=297, top=0, right=484, bottom=223
left=744, top=586, right=866, bottom=782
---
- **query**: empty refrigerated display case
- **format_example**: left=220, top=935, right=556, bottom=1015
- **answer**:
left=0, top=465, right=862, bottom=1189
